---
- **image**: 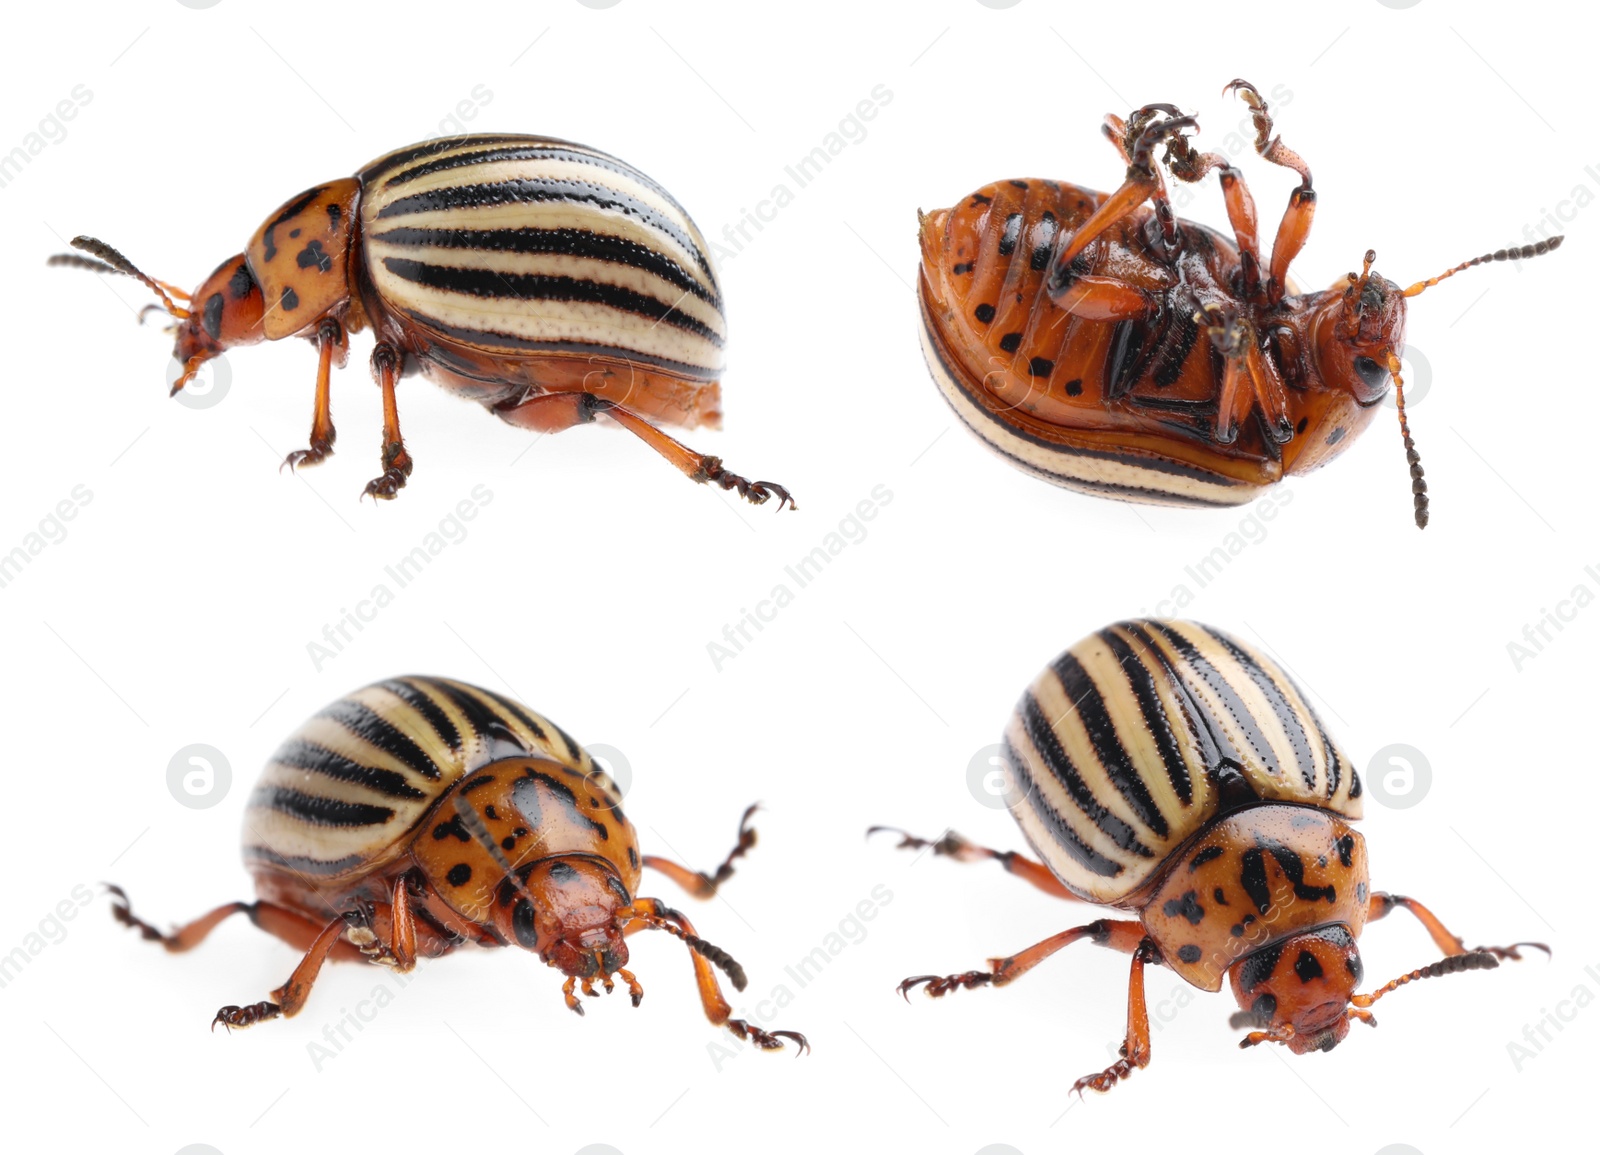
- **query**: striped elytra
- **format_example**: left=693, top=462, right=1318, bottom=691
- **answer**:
left=917, top=84, right=1563, bottom=526
left=879, top=618, right=1544, bottom=1090
left=1002, top=620, right=1361, bottom=907
left=107, top=676, right=807, bottom=1051
left=53, top=134, right=793, bottom=508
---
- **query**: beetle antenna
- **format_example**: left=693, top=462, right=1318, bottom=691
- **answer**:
left=630, top=904, right=749, bottom=991
left=1387, top=349, right=1429, bottom=530
left=1350, top=949, right=1504, bottom=1009
left=50, top=235, right=191, bottom=318
left=1402, top=236, right=1563, bottom=298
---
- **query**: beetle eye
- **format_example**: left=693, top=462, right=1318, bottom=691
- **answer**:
left=511, top=899, right=539, bottom=949
left=1352, top=355, right=1388, bottom=392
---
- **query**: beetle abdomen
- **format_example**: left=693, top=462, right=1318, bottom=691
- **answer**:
left=358, top=135, right=726, bottom=379
left=919, top=179, right=1279, bottom=506
left=1003, top=620, right=1361, bottom=906
left=245, top=676, right=608, bottom=880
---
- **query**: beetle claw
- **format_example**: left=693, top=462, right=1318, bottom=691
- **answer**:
left=725, top=1018, right=809, bottom=1054
left=212, top=1001, right=281, bottom=1032
left=282, top=439, right=334, bottom=473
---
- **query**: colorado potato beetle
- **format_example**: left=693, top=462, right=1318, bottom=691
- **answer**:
left=917, top=81, right=1561, bottom=526
left=874, top=619, right=1543, bottom=1093
left=110, top=675, right=806, bottom=1052
left=52, top=135, right=793, bottom=508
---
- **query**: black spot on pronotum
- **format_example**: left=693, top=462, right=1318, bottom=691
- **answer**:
left=973, top=302, right=996, bottom=324
left=1346, top=953, right=1364, bottom=984
left=969, top=193, right=992, bottom=206
left=1230, top=923, right=1245, bottom=938
left=548, top=861, right=578, bottom=883
left=1177, top=944, right=1202, bottom=964
left=1189, top=846, right=1224, bottom=872
left=1065, top=378, right=1083, bottom=396
left=500, top=836, right=516, bottom=851
left=1355, top=881, right=1368, bottom=904
left=202, top=293, right=224, bottom=340
left=627, top=846, right=639, bottom=870
left=1336, top=834, right=1355, bottom=868
left=297, top=239, right=333, bottom=274
left=1028, top=356, right=1054, bottom=378
left=1240, top=848, right=1272, bottom=914
left=1237, top=943, right=1283, bottom=993
left=1008, top=180, right=1028, bottom=190
left=1162, top=890, right=1205, bottom=926
left=999, top=332, right=1023, bottom=354
left=1294, top=950, right=1324, bottom=983
left=511, top=899, right=539, bottom=949
left=1326, top=426, right=1346, bottom=446
left=446, top=863, right=472, bottom=887
left=227, top=262, right=256, bottom=300
left=281, top=286, right=300, bottom=311
left=432, top=815, right=471, bottom=843
left=484, top=805, right=499, bottom=821
left=1251, top=993, right=1277, bottom=1022
left=1213, top=887, right=1229, bottom=906
left=327, top=203, right=342, bottom=228
left=289, top=228, right=302, bottom=239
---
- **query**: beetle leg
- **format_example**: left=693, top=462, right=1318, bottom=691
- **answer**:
left=617, top=967, right=645, bottom=1007
left=624, top=898, right=808, bottom=1054
left=106, top=885, right=255, bottom=952
left=362, top=343, right=414, bottom=501
left=283, top=317, right=344, bottom=472
left=1051, top=275, right=1154, bottom=322
left=643, top=803, right=760, bottom=899
left=1366, top=893, right=1551, bottom=963
left=898, top=918, right=1144, bottom=999
left=1071, top=937, right=1160, bottom=1096
left=213, top=908, right=356, bottom=1031
left=387, top=874, right=418, bottom=972
left=1224, top=80, right=1315, bottom=304
left=866, top=826, right=1078, bottom=901
left=1198, top=305, right=1255, bottom=445
left=494, top=390, right=796, bottom=510
left=1157, top=136, right=1264, bottom=300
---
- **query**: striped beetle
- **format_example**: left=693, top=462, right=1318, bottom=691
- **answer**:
left=874, top=620, right=1542, bottom=1093
left=52, top=135, right=793, bottom=508
left=110, top=675, right=807, bottom=1053
left=917, top=81, right=1560, bottom=526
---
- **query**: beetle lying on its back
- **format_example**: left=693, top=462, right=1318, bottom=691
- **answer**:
left=52, top=135, right=793, bottom=510
left=918, top=81, right=1561, bottom=526
left=109, top=676, right=806, bottom=1053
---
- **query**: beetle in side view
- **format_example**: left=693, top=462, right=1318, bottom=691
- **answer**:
left=109, top=675, right=806, bottom=1053
left=52, top=135, right=793, bottom=509
left=917, top=81, right=1561, bottom=526
left=874, top=620, right=1542, bottom=1093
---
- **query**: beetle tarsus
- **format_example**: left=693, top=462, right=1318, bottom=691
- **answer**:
left=1072, top=1045, right=1146, bottom=1096
left=282, top=436, right=335, bottom=473
left=563, top=976, right=585, bottom=1016
left=897, top=970, right=997, bottom=999
left=724, top=1018, right=810, bottom=1054
left=698, top=456, right=797, bottom=511
left=362, top=445, right=414, bottom=502
left=105, top=883, right=170, bottom=945
left=212, top=1001, right=282, bottom=1031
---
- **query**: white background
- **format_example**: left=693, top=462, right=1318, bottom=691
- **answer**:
left=0, top=2, right=1593, bottom=1153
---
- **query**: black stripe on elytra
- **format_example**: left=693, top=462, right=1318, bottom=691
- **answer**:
left=430, top=681, right=533, bottom=759
left=382, top=258, right=724, bottom=347
left=413, top=312, right=719, bottom=379
left=1000, top=738, right=1124, bottom=877
left=271, top=739, right=428, bottom=800
left=512, top=770, right=610, bottom=840
left=1309, top=711, right=1345, bottom=800
left=1018, top=693, right=1148, bottom=855
left=1050, top=652, right=1170, bottom=838
left=250, top=785, right=394, bottom=827
left=1204, top=627, right=1319, bottom=791
left=242, top=844, right=368, bottom=876
left=1100, top=626, right=1193, bottom=806
left=378, top=678, right=461, bottom=751
left=371, top=225, right=720, bottom=307
left=1147, top=622, right=1280, bottom=781
left=380, top=142, right=687, bottom=215
left=261, top=186, right=323, bottom=263
left=358, top=135, right=535, bottom=184
left=471, top=686, right=549, bottom=745
left=373, top=179, right=711, bottom=279
left=317, top=697, right=442, bottom=781
left=1118, top=621, right=1237, bottom=782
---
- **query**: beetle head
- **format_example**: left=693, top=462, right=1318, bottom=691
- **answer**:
left=170, top=254, right=266, bottom=391
left=500, top=857, right=632, bottom=981
left=1229, top=925, right=1362, bottom=1055
left=1317, top=250, right=1407, bottom=407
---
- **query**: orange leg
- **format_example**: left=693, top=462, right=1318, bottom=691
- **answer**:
left=623, top=898, right=807, bottom=1053
left=363, top=343, right=413, bottom=500
left=1224, top=80, right=1315, bottom=304
left=495, top=390, right=795, bottom=511
left=107, top=884, right=254, bottom=952
left=1072, top=937, right=1160, bottom=1095
left=283, top=317, right=344, bottom=471
left=868, top=826, right=1077, bottom=902
left=1366, top=893, right=1548, bottom=962
left=643, top=803, right=759, bottom=900
left=1200, top=305, right=1292, bottom=445
left=898, top=917, right=1143, bottom=998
